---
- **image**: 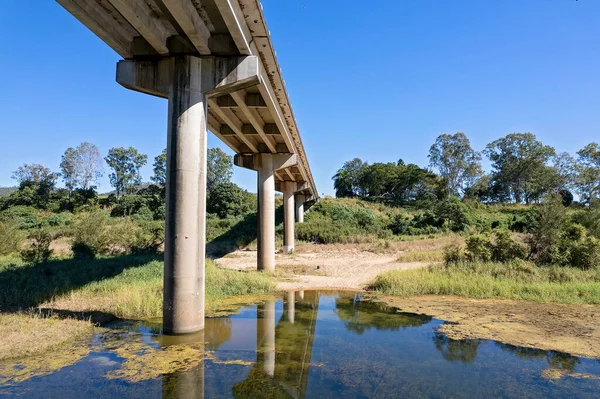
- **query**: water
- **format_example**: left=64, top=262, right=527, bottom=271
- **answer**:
left=2, top=291, right=600, bottom=398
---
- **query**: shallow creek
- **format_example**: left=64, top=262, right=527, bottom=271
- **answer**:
left=2, top=291, right=600, bottom=398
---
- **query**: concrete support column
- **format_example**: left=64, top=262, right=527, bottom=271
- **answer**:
left=282, top=182, right=295, bottom=253
left=257, top=155, right=276, bottom=272
left=163, top=56, right=208, bottom=335
left=258, top=301, right=276, bottom=376
left=287, top=291, right=295, bottom=323
left=295, top=194, right=305, bottom=223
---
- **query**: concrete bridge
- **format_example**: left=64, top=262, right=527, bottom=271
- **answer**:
left=55, top=0, right=318, bottom=334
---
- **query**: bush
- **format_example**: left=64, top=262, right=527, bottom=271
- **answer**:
left=0, top=221, right=23, bottom=255
left=47, top=213, right=71, bottom=226
left=133, top=206, right=154, bottom=222
left=21, top=228, right=53, bottom=264
left=570, top=236, right=600, bottom=270
left=72, top=242, right=96, bottom=260
left=443, top=244, right=464, bottom=264
left=71, top=210, right=110, bottom=257
left=465, top=234, right=492, bottom=262
left=0, top=206, right=41, bottom=229
left=388, top=214, right=411, bottom=235
left=491, top=230, right=526, bottom=262
left=435, top=197, right=469, bottom=232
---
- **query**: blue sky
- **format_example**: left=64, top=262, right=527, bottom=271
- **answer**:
left=0, top=0, right=598, bottom=196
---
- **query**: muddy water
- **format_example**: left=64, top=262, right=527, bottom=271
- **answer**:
left=2, top=291, right=600, bottom=398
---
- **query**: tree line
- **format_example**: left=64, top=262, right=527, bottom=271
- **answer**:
left=1, top=143, right=255, bottom=219
left=333, top=132, right=600, bottom=206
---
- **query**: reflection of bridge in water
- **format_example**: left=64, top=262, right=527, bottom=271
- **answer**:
left=158, top=291, right=318, bottom=399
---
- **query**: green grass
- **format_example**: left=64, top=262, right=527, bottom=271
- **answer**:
left=0, top=255, right=274, bottom=319
left=372, top=261, right=600, bottom=304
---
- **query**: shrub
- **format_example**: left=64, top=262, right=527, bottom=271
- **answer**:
left=133, top=206, right=154, bottom=222
left=491, top=230, right=526, bottom=262
left=0, top=206, right=41, bottom=229
left=465, top=234, right=492, bottom=262
left=435, top=197, right=469, bottom=232
left=72, top=242, right=96, bottom=260
left=110, top=194, right=147, bottom=217
left=0, top=221, right=23, bottom=255
left=570, top=236, right=600, bottom=270
left=47, top=213, right=71, bottom=226
left=443, top=244, right=464, bottom=264
left=21, top=228, right=53, bottom=264
left=388, top=214, right=411, bottom=235
left=71, top=210, right=110, bottom=257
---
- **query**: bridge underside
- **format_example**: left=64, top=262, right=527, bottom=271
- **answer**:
left=56, top=0, right=317, bottom=334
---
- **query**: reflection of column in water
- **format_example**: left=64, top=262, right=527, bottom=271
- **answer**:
left=287, top=291, right=295, bottom=324
left=257, top=301, right=276, bottom=376
left=160, top=330, right=205, bottom=399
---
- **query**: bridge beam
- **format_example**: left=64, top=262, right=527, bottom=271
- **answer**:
left=235, top=153, right=297, bottom=271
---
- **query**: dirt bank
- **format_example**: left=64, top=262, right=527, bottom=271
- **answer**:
left=380, top=296, right=600, bottom=360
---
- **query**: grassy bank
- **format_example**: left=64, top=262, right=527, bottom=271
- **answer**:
left=372, top=261, right=600, bottom=304
left=0, top=255, right=274, bottom=319
left=0, top=254, right=274, bottom=359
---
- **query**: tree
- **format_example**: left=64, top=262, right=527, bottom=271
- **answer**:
left=207, top=148, right=233, bottom=191
left=59, top=142, right=103, bottom=192
left=12, top=164, right=57, bottom=187
left=332, top=158, right=367, bottom=198
left=11, top=164, right=58, bottom=209
left=105, top=147, right=148, bottom=198
left=483, top=133, right=556, bottom=204
left=575, top=143, right=600, bottom=205
left=428, top=132, right=483, bottom=196
left=207, top=182, right=256, bottom=218
left=151, top=149, right=167, bottom=186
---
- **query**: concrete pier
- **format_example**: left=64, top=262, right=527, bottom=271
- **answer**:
left=257, top=155, right=276, bottom=271
left=282, top=182, right=296, bottom=253
left=295, top=194, right=305, bottom=223
left=163, top=56, right=208, bottom=335
left=287, top=291, right=295, bottom=323
left=258, top=301, right=276, bottom=376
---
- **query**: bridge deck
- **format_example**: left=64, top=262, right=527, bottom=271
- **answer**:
left=56, top=0, right=317, bottom=199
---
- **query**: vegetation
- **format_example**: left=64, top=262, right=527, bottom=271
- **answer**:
left=372, top=261, right=600, bottom=304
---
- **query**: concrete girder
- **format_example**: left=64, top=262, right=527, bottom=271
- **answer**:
left=161, top=0, right=211, bottom=55
left=106, top=0, right=173, bottom=55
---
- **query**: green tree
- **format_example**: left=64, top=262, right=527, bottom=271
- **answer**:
left=332, top=158, right=367, bottom=198
left=10, top=164, right=58, bottom=209
left=207, top=182, right=256, bottom=218
left=575, top=143, right=600, bottom=205
left=207, top=148, right=233, bottom=191
left=105, top=147, right=148, bottom=198
left=428, top=132, right=482, bottom=196
left=59, top=142, right=103, bottom=192
left=484, top=133, right=556, bottom=204
left=151, top=149, right=167, bottom=186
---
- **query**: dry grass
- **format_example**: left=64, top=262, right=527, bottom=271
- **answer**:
left=0, top=313, right=95, bottom=361
left=43, top=258, right=274, bottom=320
left=396, top=250, right=445, bottom=263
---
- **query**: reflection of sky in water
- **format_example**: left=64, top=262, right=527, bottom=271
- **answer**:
left=2, top=291, right=600, bottom=399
